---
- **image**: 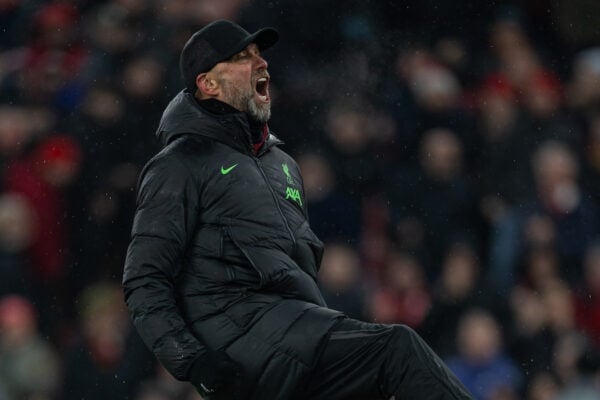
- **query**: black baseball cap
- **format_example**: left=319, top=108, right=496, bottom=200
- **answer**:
left=180, top=20, right=279, bottom=92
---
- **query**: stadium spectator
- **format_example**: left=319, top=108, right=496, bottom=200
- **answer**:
left=575, top=242, right=600, bottom=346
left=422, top=242, right=505, bottom=358
left=61, top=281, right=153, bottom=400
left=508, top=286, right=556, bottom=386
left=297, top=153, right=361, bottom=244
left=0, top=294, right=60, bottom=399
left=318, top=243, right=368, bottom=320
left=447, top=308, right=523, bottom=400
left=386, top=127, right=479, bottom=274
left=369, top=250, right=431, bottom=328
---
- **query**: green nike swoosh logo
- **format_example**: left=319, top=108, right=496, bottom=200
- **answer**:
left=220, top=164, right=238, bottom=175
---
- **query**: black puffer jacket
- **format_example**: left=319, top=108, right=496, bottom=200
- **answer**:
left=123, top=90, right=342, bottom=399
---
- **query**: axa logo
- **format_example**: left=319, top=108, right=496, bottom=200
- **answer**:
left=285, top=187, right=302, bottom=207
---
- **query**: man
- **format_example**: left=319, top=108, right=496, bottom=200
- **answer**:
left=123, top=20, right=473, bottom=400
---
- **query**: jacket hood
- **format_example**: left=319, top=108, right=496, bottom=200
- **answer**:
left=156, top=90, right=282, bottom=153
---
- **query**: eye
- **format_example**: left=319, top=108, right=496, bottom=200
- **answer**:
left=232, top=50, right=250, bottom=61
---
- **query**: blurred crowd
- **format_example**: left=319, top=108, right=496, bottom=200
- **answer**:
left=1, top=0, right=600, bottom=399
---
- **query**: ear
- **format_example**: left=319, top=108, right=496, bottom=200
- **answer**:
left=196, top=73, right=220, bottom=97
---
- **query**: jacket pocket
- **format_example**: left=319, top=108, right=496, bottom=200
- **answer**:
left=292, top=221, right=324, bottom=279
left=225, top=227, right=266, bottom=288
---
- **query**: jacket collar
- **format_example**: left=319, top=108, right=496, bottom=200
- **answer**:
left=156, top=90, right=282, bottom=155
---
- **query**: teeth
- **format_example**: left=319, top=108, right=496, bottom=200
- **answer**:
left=258, top=78, right=267, bottom=83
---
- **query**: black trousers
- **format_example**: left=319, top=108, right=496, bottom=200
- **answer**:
left=297, top=318, right=474, bottom=400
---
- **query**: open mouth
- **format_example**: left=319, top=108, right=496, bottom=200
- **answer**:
left=255, top=77, right=270, bottom=102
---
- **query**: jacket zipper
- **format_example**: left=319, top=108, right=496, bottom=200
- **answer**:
left=253, top=156, right=296, bottom=247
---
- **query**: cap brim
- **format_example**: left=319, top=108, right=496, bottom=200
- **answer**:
left=249, top=27, right=279, bottom=52
left=220, top=27, right=279, bottom=64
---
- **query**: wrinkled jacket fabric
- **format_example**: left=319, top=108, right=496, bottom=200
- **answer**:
left=123, top=90, right=342, bottom=399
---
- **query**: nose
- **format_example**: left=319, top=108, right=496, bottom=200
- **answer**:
left=254, top=54, right=268, bottom=70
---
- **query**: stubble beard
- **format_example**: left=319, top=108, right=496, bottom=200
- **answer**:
left=246, top=96, right=271, bottom=124
left=220, top=78, right=271, bottom=123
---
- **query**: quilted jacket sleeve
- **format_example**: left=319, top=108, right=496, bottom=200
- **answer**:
left=122, top=151, right=204, bottom=381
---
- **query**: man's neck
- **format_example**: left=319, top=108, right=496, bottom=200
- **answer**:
left=196, top=97, right=267, bottom=146
left=197, top=98, right=241, bottom=115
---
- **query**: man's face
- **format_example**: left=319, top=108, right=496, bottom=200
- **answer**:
left=211, top=43, right=271, bottom=123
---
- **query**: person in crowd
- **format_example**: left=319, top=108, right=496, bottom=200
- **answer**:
left=422, top=242, right=506, bottom=358
left=369, top=249, right=431, bottom=328
left=0, top=294, right=60, bottom=400
left=297, top=153, right=361, bottom=244
left=508, top=286, right=556, bottom=387
left=318, top=243, right=368, bottom=320
left=62, top=281, right=154, bottom=400
left=446, top=308, right=523, bottom=400
left=386, top=127, right=479, bottom=275
left=489, top=140, right=599, bottom=290
left=575, top=241, right=600, bottom=346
